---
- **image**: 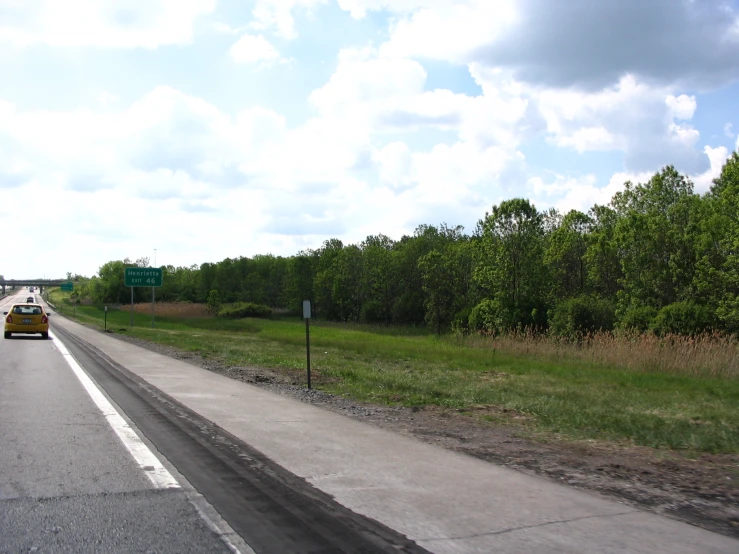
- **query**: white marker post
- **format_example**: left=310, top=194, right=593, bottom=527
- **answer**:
left=303, top=300, right=312, bottom=389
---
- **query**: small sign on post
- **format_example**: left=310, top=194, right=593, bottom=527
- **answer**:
left=303, top=300, right=311, bottom=389
left=104, top=305, right=108, bottom=331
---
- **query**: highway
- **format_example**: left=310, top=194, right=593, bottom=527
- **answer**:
left=1, top=288, right=738, bottom=553
left=0, top=290, right=236, bottom=553
left=0, top=289, right=426, bottom=553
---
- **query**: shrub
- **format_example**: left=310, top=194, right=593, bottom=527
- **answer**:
left=218, top=302, right=272, bottom=319
left=451, top=306, right=472, bottom=334
left=651, top=302, right=714, bottom=336
left=207, top=290, right=220, bottom=314
left=548, top=295, right=616, bottom=338
left=468, top=299, right=512, bottom=335
left=618, top=306, right=658, bottom=332
left=469, top=299, right=547, bottom=335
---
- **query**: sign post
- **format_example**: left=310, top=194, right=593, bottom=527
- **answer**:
left=124, top=267, right=163, bottom=329
left=303, top=300, right=312, bottom=389
left=104, top=305, right=108, bottom=331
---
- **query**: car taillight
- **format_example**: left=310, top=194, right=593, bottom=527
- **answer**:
left=41, top=315, right=48, bottom=324
left=5, top=315, right=12, bottom=323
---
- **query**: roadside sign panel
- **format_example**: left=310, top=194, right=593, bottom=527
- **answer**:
left=60, top=282, right=73, bottom=292
left=303, top=300, right=311, bottom=319
left=124, top=267, right=163, bottom=287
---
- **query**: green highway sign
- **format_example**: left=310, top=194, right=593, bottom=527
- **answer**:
left=60, top=282, right=74, bottom=292
left=124, top=267, right=163, bottom=287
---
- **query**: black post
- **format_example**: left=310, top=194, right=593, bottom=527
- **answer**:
left=306, top=317, right=311, bottom=389
left=130, top=287, right=134, bottom=328
left=104, top=306, right=107, bottom=331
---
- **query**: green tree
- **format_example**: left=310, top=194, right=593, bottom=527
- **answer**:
left=474, top=198, right=547, bottom=330
left=611, top=166, right=700, bottom=315
left=313, top=239, right=345, bottom=319
left=419, top=250, right=455, bottom=334
left=584, top=205, right=622, bottom=301
left=331, top=245, right=363, bottom=322
left=92, top=260, right=137, bottom=304
left=709, top=152, right=739, bottom=330
left=361, top=234, right=397, bottom=323
left=544, top=210, right=592, bottom=300
left=286, top=253, right=315, bottom=316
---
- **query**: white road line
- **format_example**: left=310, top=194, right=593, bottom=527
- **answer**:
left=50, top=329, right=180, bottom=490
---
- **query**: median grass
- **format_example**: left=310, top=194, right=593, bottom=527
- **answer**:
left=49, top=290, right=739, bottom=454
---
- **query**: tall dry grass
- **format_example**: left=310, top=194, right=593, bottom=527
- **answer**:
left=130, top=302, right=213, bottom=318
left=461, top=329, right=739, bottom=379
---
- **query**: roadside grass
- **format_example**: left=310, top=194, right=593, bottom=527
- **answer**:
left=130, top=301, right=213, bottom=318
left=48, top=290, right=739, bottom=454
left=461, top=330, right=739, bottom=379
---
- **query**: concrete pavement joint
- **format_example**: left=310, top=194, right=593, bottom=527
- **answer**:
left=417, top=509, right=641, bottom=542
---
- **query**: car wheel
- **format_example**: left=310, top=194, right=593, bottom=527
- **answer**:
left=41, top=332, right=49, bottom=340
left=4, top=332, right=10, bottom=339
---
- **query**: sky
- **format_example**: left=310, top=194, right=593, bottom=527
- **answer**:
left=0, top=0, right=738, bottom=279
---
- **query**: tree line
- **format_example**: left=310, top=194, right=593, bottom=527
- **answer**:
left=78, top=152, right=739, bottom=337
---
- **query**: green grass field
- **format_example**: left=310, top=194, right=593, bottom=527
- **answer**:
left=49, top=290, right=739, bottom=454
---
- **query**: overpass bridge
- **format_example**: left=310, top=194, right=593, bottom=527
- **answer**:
left=0, top=279, right=69, bottom=295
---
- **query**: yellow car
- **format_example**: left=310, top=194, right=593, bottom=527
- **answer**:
left=4, top=303, right=50, bottom=339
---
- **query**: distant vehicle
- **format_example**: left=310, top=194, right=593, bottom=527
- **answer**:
left=4, top=303, right=50, bottom=339
left=29, top=287, right=35, bottom=292
left=26, top=296, right=34, bottom=303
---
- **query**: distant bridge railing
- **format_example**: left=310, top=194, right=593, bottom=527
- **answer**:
left=0, top=279, right=69, bottom=287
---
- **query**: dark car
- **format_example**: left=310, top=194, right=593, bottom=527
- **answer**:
left=26, top=296, right=34, bottom=303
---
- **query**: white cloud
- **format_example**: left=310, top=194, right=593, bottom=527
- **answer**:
left=373, top=142, right=413, bottom=189
left=665, top=94, right=697, bottom=120
left=347, top=0, right=739, bottom=91
left=336, top=0, right=452, bottom=19
left=379, top=0, right=517, bottom=63
left=249, top=0, right=327, bottom=40
left=96, top=91, right=121, bottom=109
left=0, top=0, right=216, bottom=48
left=528, top=143, right=730, bottom=216
left=212, top=22, right=251, bottom=34
left=230, top=34, right=282, bottom=65
left=311, top=43, right=715, bottom=181
left=694, top=145, right=730, bottom=193
left=524, top=73, right=708, bottom=173
left=554, top=126, right=618, bottom=153
left=309, top=47, right=530, bottom=153
left=310, top=47, right=427, bottom=117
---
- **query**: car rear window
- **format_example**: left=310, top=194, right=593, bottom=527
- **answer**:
left=13, top=306, right=42, bottom=315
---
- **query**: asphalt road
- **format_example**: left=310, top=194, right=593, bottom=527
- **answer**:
left=0, top=289, right=428, bottom=554
left=0, top=290, right=236, bottom=553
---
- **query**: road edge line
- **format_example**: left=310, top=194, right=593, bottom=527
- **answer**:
left=49, top=328, right=180, bottom=490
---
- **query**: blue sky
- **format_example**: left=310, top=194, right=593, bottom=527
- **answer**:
left=0, top=0, right=737, bottom=279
